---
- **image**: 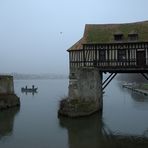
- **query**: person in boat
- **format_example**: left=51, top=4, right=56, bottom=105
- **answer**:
left=32, top=85, right=37, bottom=91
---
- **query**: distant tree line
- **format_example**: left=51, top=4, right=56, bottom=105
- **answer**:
left=116, top=74, right=147, bottom=83
left=0, top=73, right=68, bottom=80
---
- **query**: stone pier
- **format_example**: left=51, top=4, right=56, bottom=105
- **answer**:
left=58, top=67, right=103, bottom=117
left=0, top=75, right=20, bottom=110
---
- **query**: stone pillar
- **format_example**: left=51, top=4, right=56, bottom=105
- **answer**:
left=0, top=75, right=20, bottom=110
left=58, top=67, right=103, bottom=117
left=0, top=76, right=14, bottom=94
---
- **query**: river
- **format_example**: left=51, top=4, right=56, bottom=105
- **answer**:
left=0, top=78, right=148, bottom=148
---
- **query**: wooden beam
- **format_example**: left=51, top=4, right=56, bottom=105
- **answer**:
left=102, top=73, right=117, bottom=90
left=141, top=73, right=148, bottom=81
left=102, top=73, right=114, bottom=85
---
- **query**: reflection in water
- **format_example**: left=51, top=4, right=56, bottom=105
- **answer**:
left=59, top=114, right=148, bottom=148
left=117, top=81, right=148, bottom=102
left=1, top=79, right=148, bottom=148
left=131, top=92, right=148, bottom=102
left=0, top=107, right=20, bottom=139
left=21, top=91, right=38, bottom=96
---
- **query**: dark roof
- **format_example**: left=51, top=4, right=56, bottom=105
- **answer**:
left=68, top=20, right=148, bottom=51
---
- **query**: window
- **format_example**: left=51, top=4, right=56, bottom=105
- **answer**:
left=128, top=33, right=138, bottom=41
left=114, top=32, right=123, bottom=41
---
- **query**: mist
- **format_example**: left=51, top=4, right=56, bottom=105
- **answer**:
left=0, top=0, right=148, bottom=74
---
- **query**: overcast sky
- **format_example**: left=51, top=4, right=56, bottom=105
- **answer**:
left=0, top=0, right=148, bottom=74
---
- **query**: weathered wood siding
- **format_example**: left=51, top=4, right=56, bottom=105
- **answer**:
left=69, top=42, right=148, bottom=70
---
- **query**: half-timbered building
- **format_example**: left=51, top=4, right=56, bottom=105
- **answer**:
left=68, top=21, right=148, bottom=73
left=58, top=21, right=148, bottom=117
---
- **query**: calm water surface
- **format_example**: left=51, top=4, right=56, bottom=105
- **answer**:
left=0, top=79, right=148, bottom=148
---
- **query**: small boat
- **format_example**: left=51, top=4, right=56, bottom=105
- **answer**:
left=21, top=85, right=38, bottom=93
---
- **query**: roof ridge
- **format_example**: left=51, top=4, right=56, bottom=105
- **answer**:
left=85, top=20, right=148, bottom=26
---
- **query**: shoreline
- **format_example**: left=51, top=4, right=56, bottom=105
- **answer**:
left=122, top=83, right=148, bottom=96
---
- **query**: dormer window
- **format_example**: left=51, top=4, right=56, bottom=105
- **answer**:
left=114, top=32, right=123, bottom=41
left=128, top=31, right=138, bottom=41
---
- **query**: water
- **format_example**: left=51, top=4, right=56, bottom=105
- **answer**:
left=0, top=79, right=148, bottom=148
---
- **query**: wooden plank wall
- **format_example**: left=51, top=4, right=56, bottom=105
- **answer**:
left=69, top=42, right=148, bottom=69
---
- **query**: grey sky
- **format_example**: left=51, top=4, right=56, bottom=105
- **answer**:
left=0, top=0, right=148, bottom=74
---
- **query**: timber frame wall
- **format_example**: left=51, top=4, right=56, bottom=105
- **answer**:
left=69, top=42, right=148, bottom=73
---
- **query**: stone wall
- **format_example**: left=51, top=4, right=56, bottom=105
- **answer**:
left=0, top=75, right=20, bottom=110
left=58, top=67, right=103, bottom=117
left=0, top=75, right=14, bottom=94
left=69, top=67, right=102, bottom=101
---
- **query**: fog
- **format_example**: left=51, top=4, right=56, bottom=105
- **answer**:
left=0, top=0, right=148, bottom=74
